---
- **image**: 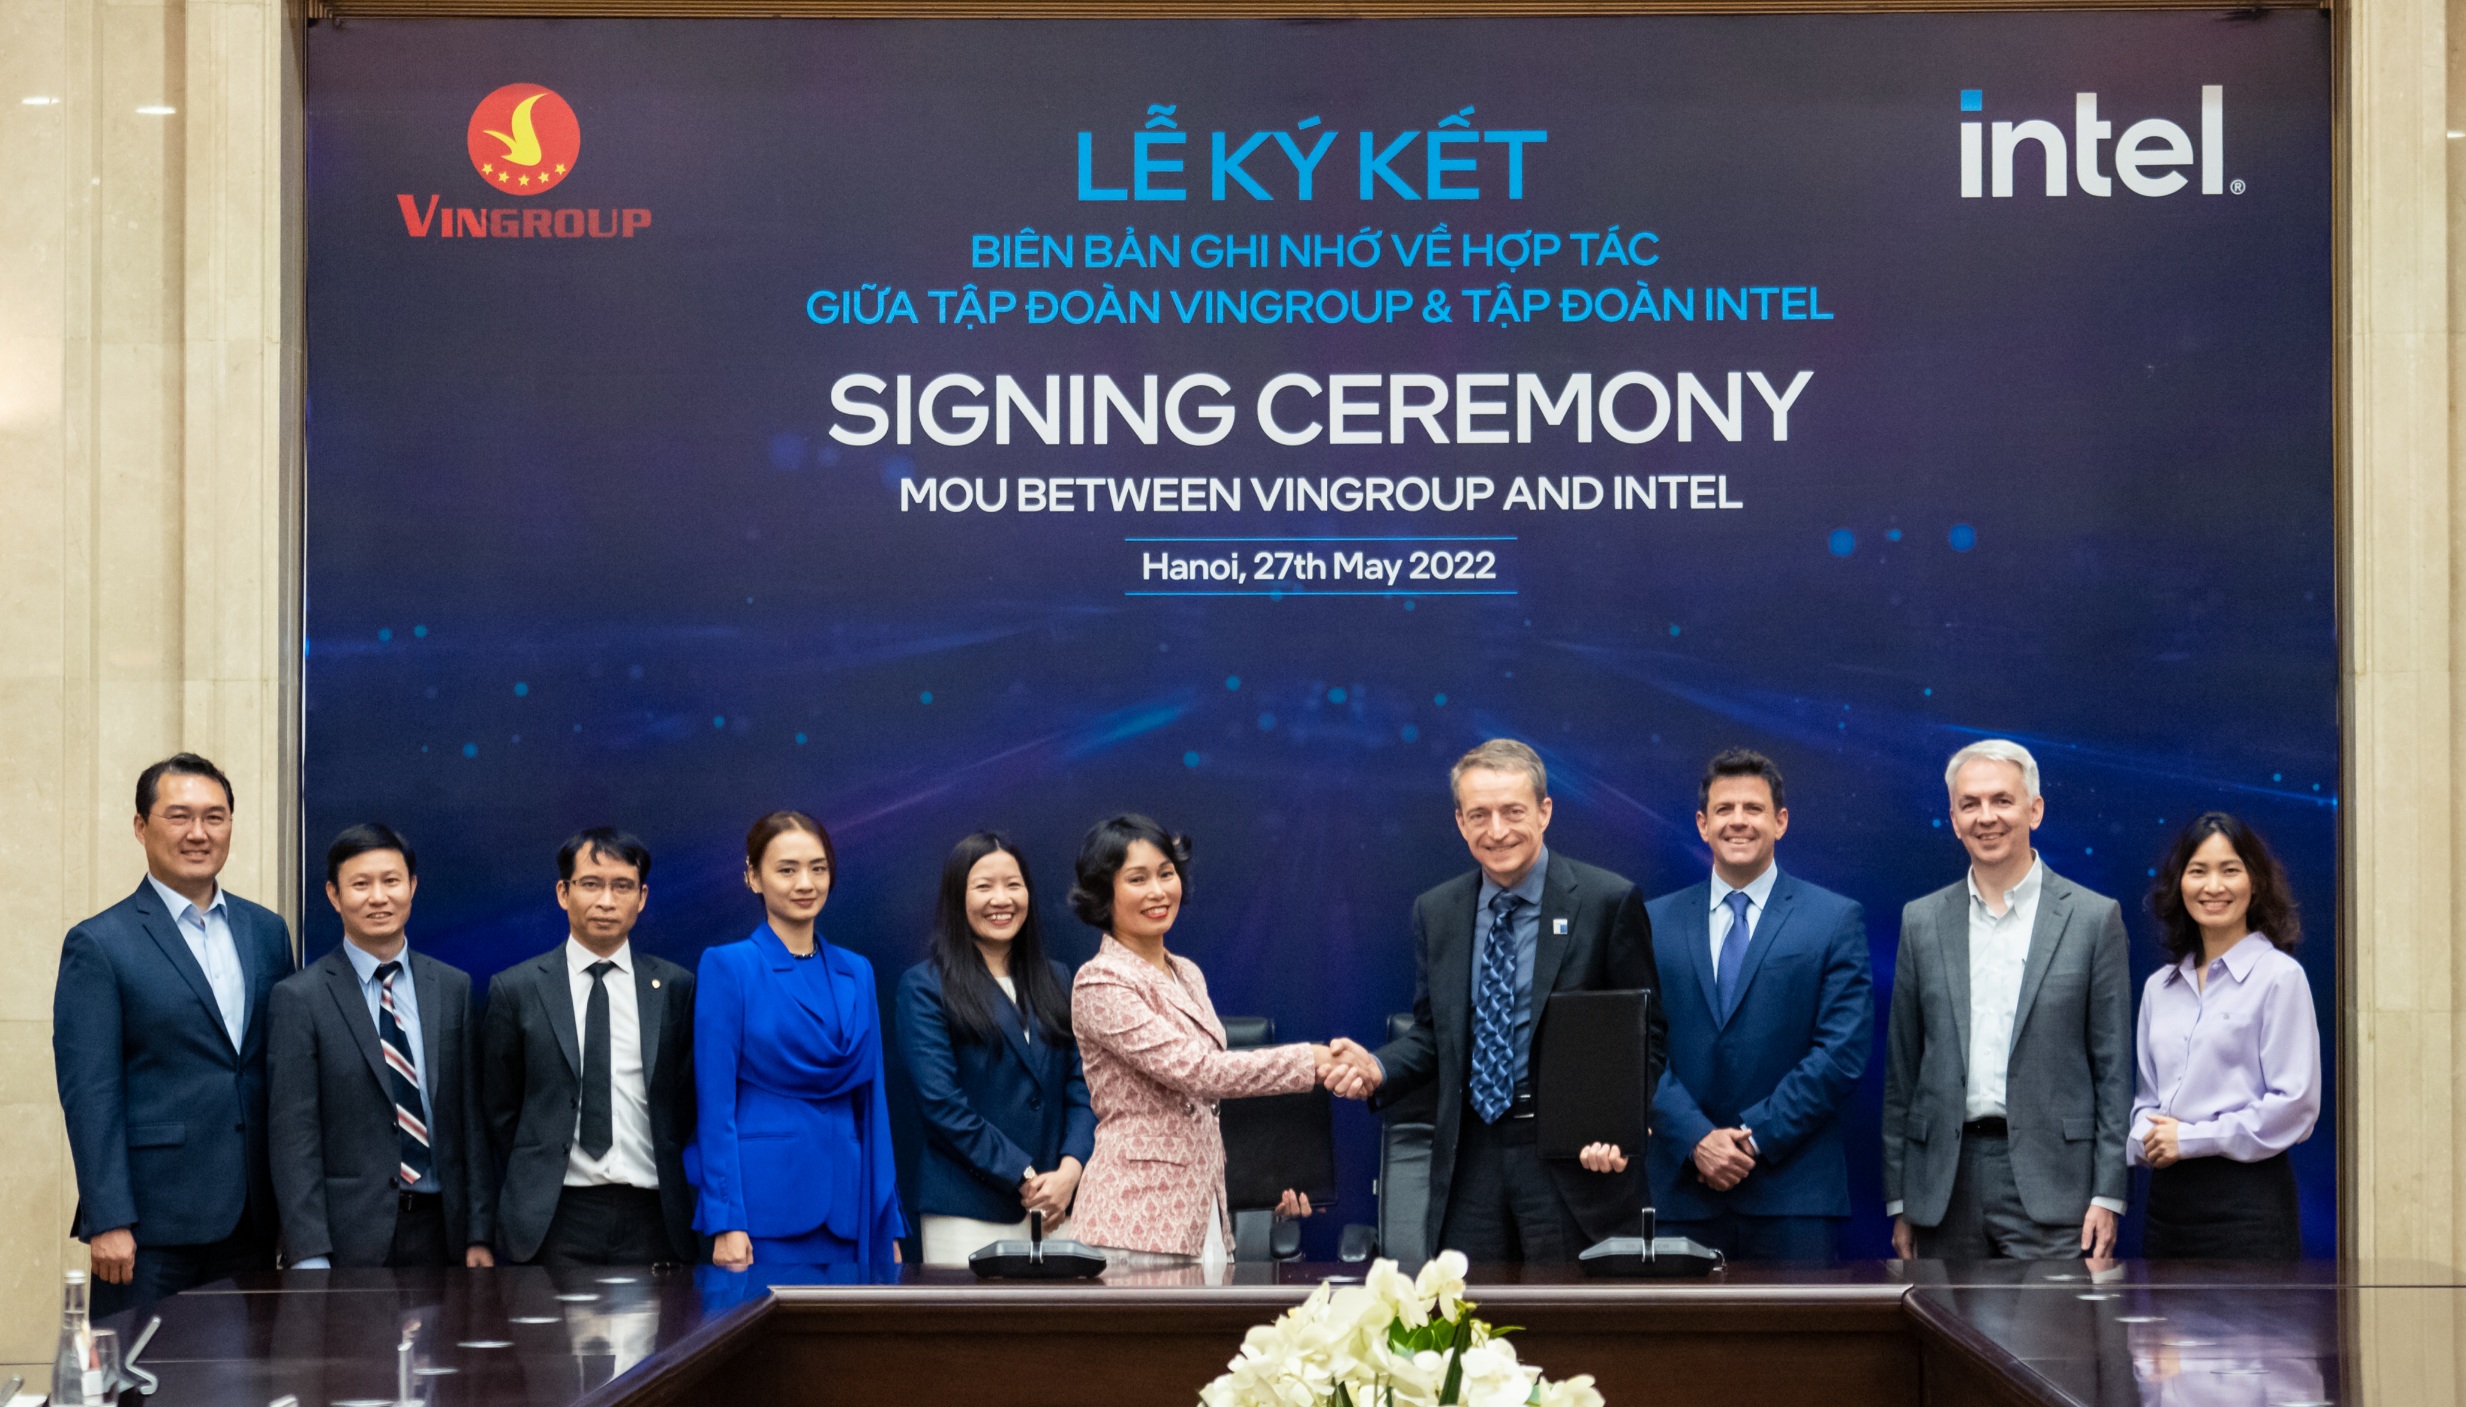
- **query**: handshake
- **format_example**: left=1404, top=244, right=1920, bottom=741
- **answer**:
left=1307, top=1037, right=1384, bottom=1100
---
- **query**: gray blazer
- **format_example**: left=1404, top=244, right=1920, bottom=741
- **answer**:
left=1880, top=866, right=2131, bottom=1228
left=268, top=946, right=492, bottom=1265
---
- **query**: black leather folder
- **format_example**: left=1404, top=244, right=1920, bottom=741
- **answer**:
left=1221, top=1085, right=1338, bottom=1210
left=1535, top=988, right=1654, bottom=1160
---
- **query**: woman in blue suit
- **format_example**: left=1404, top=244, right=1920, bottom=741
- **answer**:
left=896, top=832, right=1095, bottom=1265
left=693, top=810, right=904, bottom=1268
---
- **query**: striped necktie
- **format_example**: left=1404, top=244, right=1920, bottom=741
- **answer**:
left=372, top=960, right=432, bottom=1188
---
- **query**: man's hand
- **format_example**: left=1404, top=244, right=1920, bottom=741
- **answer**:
left=89, top=1228, right=136, bottom=1285
left=1891, top=1216, right=1915, bottom=1261
left=2142, top=1114, right=2181, bottom=1169
left=1692, top=1128, right=1756, bottom=1191
left=1578, top=1143, right=1629, bottom=1174
left=712, top=1230, right=753, bottom=1270
left=1274, top=1190, right=1314, bottom=1220
left=465, top=1244, right=496, bottom=1268
left=2080, top=1205, right=2119, bottom=1259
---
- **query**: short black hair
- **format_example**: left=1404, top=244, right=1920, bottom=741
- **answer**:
left=1068, top=813, right=1190, bottom=929
left=558, top=827, right=652, bottom=883
left=1699, top=748, right=1786, bottom=812
left=326, top=822, right=417, bottom=885
left=136, top=753, right=234, bottom=817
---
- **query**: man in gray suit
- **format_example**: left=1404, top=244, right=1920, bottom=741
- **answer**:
left=268, top=824, right=495, bottom=1268
left=1882, top=740, right=2130, bottom=1260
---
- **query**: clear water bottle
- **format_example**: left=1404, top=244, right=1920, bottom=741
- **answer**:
left=49, top=1269, right=98, bottom=1405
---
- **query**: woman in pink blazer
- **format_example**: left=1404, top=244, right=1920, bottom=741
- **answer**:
left=1065, top=814, right=1364, bottom=1261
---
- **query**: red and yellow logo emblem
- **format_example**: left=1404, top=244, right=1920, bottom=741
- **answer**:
left=465, top=84, right=580, bottom=196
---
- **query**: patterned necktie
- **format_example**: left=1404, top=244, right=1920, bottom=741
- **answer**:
left=1469, top=891, right=1522, bottom=1124
left=579, top=960, right=616, bottom=1160
left=373, top=961, right=432, bottom=1188
left=1715, top=890, right=1754, bottom=1019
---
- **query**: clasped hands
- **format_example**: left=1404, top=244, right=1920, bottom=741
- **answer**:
left=1310, top=1038, right=1383, bottom=1100
left=1019, top=1155, right=1084, bottom=1227
left=1576, top=1127, right=1756, bottom=1190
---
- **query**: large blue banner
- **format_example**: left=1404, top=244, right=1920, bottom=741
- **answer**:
left=304, top=12, right=2335, bottom=1256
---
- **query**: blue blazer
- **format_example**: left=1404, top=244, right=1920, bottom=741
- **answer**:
left=1646, top=871, right=1872, bottom=1220
left=690, top=927, right=903, bottom=1257
left=53, top=880, right=295, bottom=1244
left=895, top=958, right=1096, bottom=1224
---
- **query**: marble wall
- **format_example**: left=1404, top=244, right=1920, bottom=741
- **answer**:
left=0, top=0, right=301, bottom=1378
left=0, top=0, right=2460, bottom=1387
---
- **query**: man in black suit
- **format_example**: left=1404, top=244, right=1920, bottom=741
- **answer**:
left=268, top=824, right=494, bottom=1268
left=1364, top=739, right=1664, bottom=1263
left=54, top=753, right=295, bottom=1314
left=482, top=828, right=698, bottom=1266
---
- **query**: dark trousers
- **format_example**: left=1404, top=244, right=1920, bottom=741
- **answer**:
left=1437, top=1108, right=1589, bottom=1264
left=1661, top=1212, right=1839, bottom=1262
left=534, top=1185, right=674, bottom=1266
left=1912, top=1132, right=2085, bottom=1260
left=91, top=1220, right=275, bottom=1319
left=388, top=1193, right=451, bottom=1267
left=2146, top=1153, right=2301, bottom=1260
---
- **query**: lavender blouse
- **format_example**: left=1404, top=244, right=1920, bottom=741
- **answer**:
left=2127, top=933, right=2321, bottom=1167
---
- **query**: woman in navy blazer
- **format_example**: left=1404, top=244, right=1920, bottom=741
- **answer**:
left=895, top=832, right=1095, bottom=1265
left=692, top=810, right=904, bottom=1269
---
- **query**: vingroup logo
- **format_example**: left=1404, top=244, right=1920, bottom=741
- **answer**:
left=466, top=83, right=581, bottom=194
left=1958, top=86, right=2235, bottom=199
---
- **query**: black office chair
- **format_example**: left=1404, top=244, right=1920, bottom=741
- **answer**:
left=1373, top=1012, right=1438, bottom=1268
left=1221, top=1016, right=1313, bottom=1263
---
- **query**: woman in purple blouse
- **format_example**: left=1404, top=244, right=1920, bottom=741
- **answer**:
left=2130, top=812, right=2321, bottom=1259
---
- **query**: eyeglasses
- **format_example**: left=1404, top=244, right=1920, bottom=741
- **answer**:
left=568, top=877, right=640, bottom=897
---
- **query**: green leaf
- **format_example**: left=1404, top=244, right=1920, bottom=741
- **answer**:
left=1439, top=1344, right=1466, bottom=1406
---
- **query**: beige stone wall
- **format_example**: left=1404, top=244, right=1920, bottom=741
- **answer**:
left=0, top=0, right=2459, bottom=1385
left=0, top=0, right=301, bottom=1380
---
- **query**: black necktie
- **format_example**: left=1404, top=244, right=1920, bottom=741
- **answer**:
left=580, top=960, right=615, bottom=1160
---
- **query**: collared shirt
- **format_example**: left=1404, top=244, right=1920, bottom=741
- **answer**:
left=146, top=872, right=246, bottom=1046
left=2128, top=933, right=2321, bottom=1167
left=341, top=939, right=436, bottom=1192
left=565, top=937, right=659, bottom=1190
left=1707, top=863, right=1780, bottom=972
left=1470, top=847, right=1549, bottom=1088
left=1964, top=856, right=2044, bottom=1121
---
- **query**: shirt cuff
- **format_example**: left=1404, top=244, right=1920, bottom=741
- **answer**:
left=2090, top=1197, right=2127, bottom=1216
left=1884, top=1201, right=1904, bottom=1218
left=291, top=1255, right=331, bottom=1270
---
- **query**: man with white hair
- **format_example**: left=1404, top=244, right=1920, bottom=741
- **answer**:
left=1881, top=739, right=2131, bottom=1259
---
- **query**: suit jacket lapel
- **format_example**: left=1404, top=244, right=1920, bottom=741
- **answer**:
left=991, top=979, right=1040, bottom=1077
left=1720, top=875, right=1798, bottom=1028
left=321, top=951, right=393, bottom=1096
left=1673, top=883, right=1722, bottom=1025
left=1939, top=884, right=1972, bottom=1078
left=232, top=905, right=269, bottom=1053
left=2010, top=874, right=2075, bottom=1050
left=633, top=957, right=664, bottom=1087
left=1530, top=857, right=1579, bottom=1004
left=542, top=951, right=582, bottom=1077
left=1430, top=874, right=1479, bottom=1075
left=133, top=884, right=238, bottom=1058
left=413, top=952, right=447, bottom=1114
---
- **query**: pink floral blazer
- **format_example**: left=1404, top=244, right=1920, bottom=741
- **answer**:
left=1068, top=936, right=1315, bottom=1257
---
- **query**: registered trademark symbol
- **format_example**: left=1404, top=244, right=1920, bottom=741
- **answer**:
left=2230, top=179, right=2247, bottom=194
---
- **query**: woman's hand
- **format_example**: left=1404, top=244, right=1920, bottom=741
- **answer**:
left=1021, top=1157, right=1084, bottom=1221
left=2143, top=1114, right=2182, bottom=1168
left=1274, top=1189, right=1314, bottom=1220
left=712, top=1230, right=753, bottom=1270
left=1578, top=1142, right=1629, bottom=1174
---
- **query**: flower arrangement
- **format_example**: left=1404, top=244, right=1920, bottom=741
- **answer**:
left=1198, top=1252, right=1605, bottom=1407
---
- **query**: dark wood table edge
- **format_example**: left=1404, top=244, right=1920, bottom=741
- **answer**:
left=1899, top=1290, right=2076, bottom=1407
left=574, top=1291, right=776, bottom=1407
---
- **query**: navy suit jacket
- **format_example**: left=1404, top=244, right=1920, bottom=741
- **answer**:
left=1645, top=871, right=1872, bottom=1220
left=895, top=958, right=1095, bottom=1224
left=53, top=879, right=295, bottom=1245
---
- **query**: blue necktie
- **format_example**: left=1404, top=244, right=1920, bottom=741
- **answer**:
left=1470, top=891, right=1522, bottom=1124
left=1715, top=890, right=1753, bottom=1020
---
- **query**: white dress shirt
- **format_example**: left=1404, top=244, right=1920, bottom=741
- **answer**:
left=146, top=873, right=246, bottom=1046
left=1707, top=863, right=1779, bottom=970
left=1964, top=857, right=2043, bottom=1122
left=564, top=937, right=659, bottom=1190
